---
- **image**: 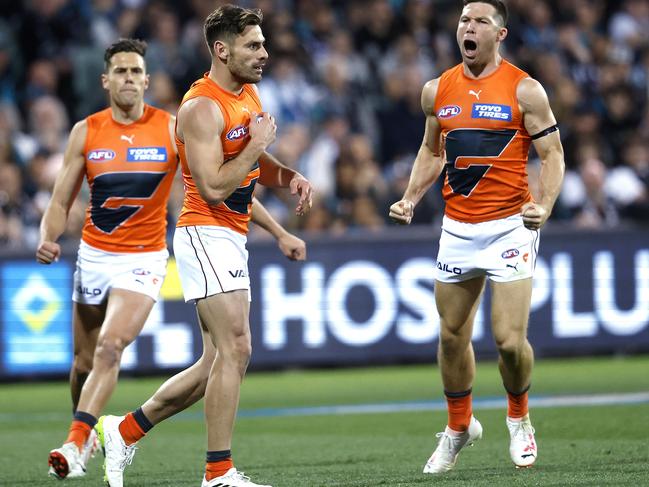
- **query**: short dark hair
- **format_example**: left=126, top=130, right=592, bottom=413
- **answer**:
left=104, top=38, right=147, bottom=71
left=204, top=4, right=263, bottom=56
left=463, top=0, right=508, bottom=26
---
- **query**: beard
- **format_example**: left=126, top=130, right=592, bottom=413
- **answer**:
left=228, top=57, right=262, bottom=84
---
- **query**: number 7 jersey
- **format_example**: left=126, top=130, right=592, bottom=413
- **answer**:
left=81, top=105, right=177, bottom=252
left=434, top=60, right=533, bottom=223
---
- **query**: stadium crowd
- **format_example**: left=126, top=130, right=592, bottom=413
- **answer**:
left=0, top=0, right=648, bottom=250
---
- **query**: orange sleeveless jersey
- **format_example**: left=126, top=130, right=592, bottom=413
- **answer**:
left=81, top=105, right=177, bottom=252
left=434, top=60, right=533, bottom=223
left=175, top=74, right=262, bottom=235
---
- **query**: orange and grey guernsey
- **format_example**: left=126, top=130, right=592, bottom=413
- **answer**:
left=81, top=105, right=177, bottom=253
left=175, top=73, right=262, bottom=235
left=434, top=60, right=533, bottom=223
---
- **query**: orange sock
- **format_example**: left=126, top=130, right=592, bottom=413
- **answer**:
left=507, top=390, right=529, bottom=418
left=205, top=458, right=234, bottom=480
left=118, top=413, right=147, bottom=446
left=445, top=390, right=472, bottom=432
left=65, top=421, right=91, bottom=450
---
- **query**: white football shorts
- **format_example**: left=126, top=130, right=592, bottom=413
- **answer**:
left=173, top=225, right=250, bottom=303
left=73, top=241, right=168, bottom=305
left=435, top=213, right=540, bottom=283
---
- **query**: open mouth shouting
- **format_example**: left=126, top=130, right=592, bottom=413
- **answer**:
left=463, top=39, right=478, bottom=59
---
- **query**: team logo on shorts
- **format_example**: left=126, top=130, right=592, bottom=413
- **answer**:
left=501, top=249, right=519, bottom=259
left=133, top=268, right=151, bottom=276
left=127, top=147, right=168, bottom=162
left=438, top=105, right=461, bottom=119
left=88, top=149, right=116, bottom=162
left=472, top=103, right=512, bottom=121
left=226, top=125, right=249, bottom=141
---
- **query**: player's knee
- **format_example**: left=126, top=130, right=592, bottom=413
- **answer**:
left=72, top=352, right=93, bottom=375
left=439, top=324, right=471, bottom=350
left=94, top=336, right=128, bottom=367
left=495, top=335, right=525, bottom=358
left=228, top=335, right=252, bottom=371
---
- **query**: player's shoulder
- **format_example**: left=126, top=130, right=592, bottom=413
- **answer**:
left=67, top=118, right=89, bottom=147
left=421, top=77, right=442, bottom=111
left=179, top=95, right=221, bottom=118
left=516, top=76, right=549, bottom=109
left=177, top=95, right=224, bottom=135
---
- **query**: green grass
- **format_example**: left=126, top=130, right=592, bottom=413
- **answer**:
left=1, top=356, right=648, bottom=486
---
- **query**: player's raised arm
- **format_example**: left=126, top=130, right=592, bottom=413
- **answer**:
left=177, top=98, right=275, bottom=206
left=389, top=78, right=445, bottom=225
left=518, top=77, right=565, bottom=230
left=251, top=196, right=306, bottom=260
left=36, top=120, right=87, bottom=264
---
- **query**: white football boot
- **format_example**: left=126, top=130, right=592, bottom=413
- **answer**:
left=423, top=416, right=483, bottom=474
left=96, top=415, right=137, bottom=487
left=48, top=442, right=86, bottom=479
left=507, top=414, right=537, bottom=467
left=201, top=468, right=272, bottom=487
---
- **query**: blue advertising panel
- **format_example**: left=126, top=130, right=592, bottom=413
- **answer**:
left=1, top=262, right=72, bottom=374
left=0, top=227, right=647, bottom=379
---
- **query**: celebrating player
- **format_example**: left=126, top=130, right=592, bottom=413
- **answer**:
left=389, top=0, right=564, bottom=473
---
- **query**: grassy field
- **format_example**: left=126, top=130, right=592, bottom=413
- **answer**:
left=1, top=356, right=648, bottom=486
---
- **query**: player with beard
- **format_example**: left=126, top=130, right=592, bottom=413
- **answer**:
left=96, top=5, right=312, bottom=487
left=389, top=0, right=564, bottom=474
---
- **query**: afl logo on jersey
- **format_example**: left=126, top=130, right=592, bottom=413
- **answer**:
left=501, top=248, right=520, bottom=259
left=88, top=149, right=116, bottom=162
left=226, top=124, right=249, bottom=141
left=438, top=105, right=461, bottom=119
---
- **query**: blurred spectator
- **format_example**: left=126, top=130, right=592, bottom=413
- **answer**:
left=378, top=64, right=426, bottom=165
left=0, top=0, right=647, bottom=249
left=146, top=6, right=196, bottom=94
left=613, top=137, right=649, bottom=222
left=0, top=162, right=39, bottom=248
left=0, top=19, right=21, bottom=104
left=258, top=55, right=321, bottom=130
left=560, top=145, right=620, bottom=228
left=0, top=103, right=37, bottom=165
left=27, top=95, right=69, bottom=155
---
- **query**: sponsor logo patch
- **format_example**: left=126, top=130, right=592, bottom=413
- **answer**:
left=133, top=268, right=151, bottom=276
left=127, top=147, right=168, bottom=162
left=88, top=149, right=116, bottom=162
left=436, top=262, right=462, bottom=275
left=226, top=125, right=248, bottom=141
left=437, top=105, right=461, bottom=119
left=77, top=285, right=102, bottom=297
left=471, top=103, right=512, bottom=121
left=502, top=248, right=520, bottom=259
left=228, top=269, right=248, bottom=278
